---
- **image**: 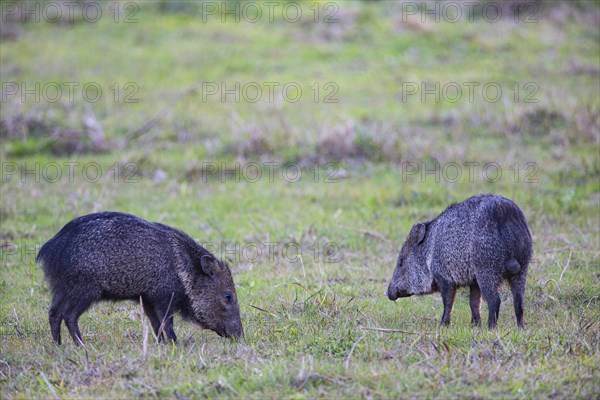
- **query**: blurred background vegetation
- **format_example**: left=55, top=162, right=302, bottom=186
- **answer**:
left=1, top=0, right=598, bottom=165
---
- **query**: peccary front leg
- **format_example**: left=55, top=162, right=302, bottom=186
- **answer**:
left=436, top=275, right=456, bottom=326
left=154, top=299, right=177, bottom=344
left=142, top=301, right=165, bottom=343
left=469, top=283, right=482, bottom=327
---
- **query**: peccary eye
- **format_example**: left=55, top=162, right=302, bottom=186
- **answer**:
left=224, top=292, right=232, bottom=303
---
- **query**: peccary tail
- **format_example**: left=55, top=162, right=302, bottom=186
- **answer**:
left=36, top=241, right=51, bottom=267
left=505, top=258, right=521, bottom=275
left=36, top=244, right=46, bottom=263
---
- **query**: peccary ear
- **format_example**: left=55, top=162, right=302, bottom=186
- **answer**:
left=200, top=255, right=219, bottom=276
left=410, top=223, right=427, bottom=244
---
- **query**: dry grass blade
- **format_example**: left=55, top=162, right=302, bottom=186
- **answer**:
left=559, top=250, right=572, bottom=282
left=157, top=292, right=175, bottom=343
left=344, top=333, right=365, bottom=371
left=361, top=326, right=422, bottom=335
left=215, top=377, right=239, bottom=396
left=292, top=281, right=311, bottom=294
left=296, top=374, right=344, bottom=390
left=131, top=379, right=158, bottom=396
left=339, top=225, right=390, bottom=242
left=39, top=371, right=59, bottom=400
left=126, top=88, right=196, bottom=142
left=139, top=296, right=148, bottom=359
left=126, top=107, right=171, bottom=142
left=249, top=304, right=278, bottom=318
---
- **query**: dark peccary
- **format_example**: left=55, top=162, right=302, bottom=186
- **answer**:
left=36, top=212, right=243, bottom=345
left=386, top=194, right=532, bottom=328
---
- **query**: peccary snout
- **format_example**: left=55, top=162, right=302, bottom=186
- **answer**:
left=386, top=285, right=411, bottom=301
left=221, top=320, right=244, bottom=339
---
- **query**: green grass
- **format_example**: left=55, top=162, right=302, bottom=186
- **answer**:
left=1, top=1, right=599, bottom=398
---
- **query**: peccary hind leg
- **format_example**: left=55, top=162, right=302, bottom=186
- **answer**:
left=62, top=297, right=94, bottom=345
left=469, top=283, right=482, bottom=327
left=49, top=295, right=65, bottom=345
left=436, top=275, right=456, bottom=326
left=478, top=277, right=501, bottom=329
left=509, top=273, right=527, bottom=329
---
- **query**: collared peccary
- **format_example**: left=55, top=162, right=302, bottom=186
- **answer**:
left=36, top=212, right=243, bottom=345
left=386, top=194, right=532, bottom=328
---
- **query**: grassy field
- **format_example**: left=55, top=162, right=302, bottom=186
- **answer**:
left=1, top=0, right=599, bottom=398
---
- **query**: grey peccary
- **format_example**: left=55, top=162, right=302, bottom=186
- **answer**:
left=386, top=194, right=532, bottom=328
left=36, top=212, right=243, bottom=345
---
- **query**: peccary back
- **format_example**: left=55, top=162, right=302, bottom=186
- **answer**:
left=387, top=194, right=532, bottom=328
left=37, top=212, right=243, bottom=345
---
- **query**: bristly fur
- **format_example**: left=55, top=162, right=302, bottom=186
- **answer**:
left=37, top=212, right=243, bottom=345
left=387, top=194, right=532, bottom=329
